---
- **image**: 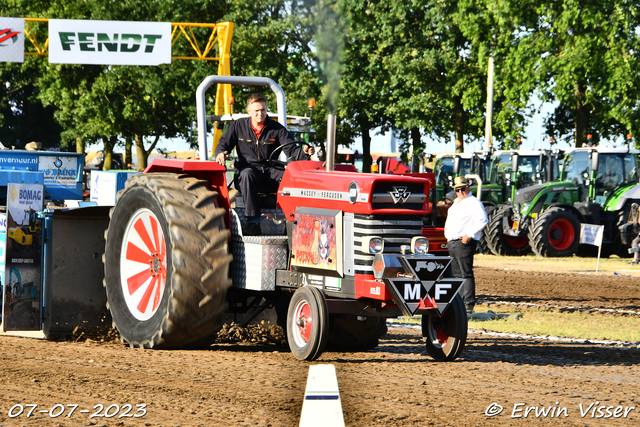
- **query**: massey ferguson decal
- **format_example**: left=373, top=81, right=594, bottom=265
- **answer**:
left=389, top=186, right=411, bottom=204
left=377, top=255, right=465, bottom=316
left=428, top=278, right=465, bottom=315
left=0, top=18, right=25, bottom=63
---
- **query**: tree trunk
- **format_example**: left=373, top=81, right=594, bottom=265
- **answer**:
left=102, top=136, right=118, bottom=171
left=135, top=133, right=147, bottom=171
left=454, top=96, right=465, bottom=153
left=411, top=127, right=422, bottom=172
left=359, top=118, right=372, bottom=173
left=124, top=137, right=133, bottom=169
left=575, top=82, right=589, bottom=148
left=75, top=137, right=85, bottom=154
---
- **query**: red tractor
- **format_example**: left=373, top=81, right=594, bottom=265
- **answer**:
left=102, top=76, right=467, bottom=361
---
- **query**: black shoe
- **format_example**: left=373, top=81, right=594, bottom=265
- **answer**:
left=243, top=223, right=261, bottom=236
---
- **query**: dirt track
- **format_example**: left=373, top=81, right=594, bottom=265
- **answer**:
left=0, top=265, right=639, bottom=426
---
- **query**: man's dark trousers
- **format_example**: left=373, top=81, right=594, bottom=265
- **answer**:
left=446, top=239, right=476, bottom=312
left=235, top=165, right=283, bottom=217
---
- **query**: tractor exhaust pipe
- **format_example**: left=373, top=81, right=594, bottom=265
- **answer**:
left=326, top=114, right=336, bottom=171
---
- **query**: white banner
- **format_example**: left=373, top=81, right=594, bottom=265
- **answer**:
left=0, top=18, right=25, bottom=63
left=580, top=223, right=604, bottom=247
left=49, top=19, right=171, bottom=66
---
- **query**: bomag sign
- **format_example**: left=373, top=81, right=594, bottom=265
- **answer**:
left=49, top=19, right=171, bottom=66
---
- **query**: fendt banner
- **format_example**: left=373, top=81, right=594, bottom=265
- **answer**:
left=0, top=17, right=25, bottom=63
left=49, top=19, right=171, bottom=66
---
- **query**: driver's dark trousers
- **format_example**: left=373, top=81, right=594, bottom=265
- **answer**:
left=235, top=165, right=283, bottom=217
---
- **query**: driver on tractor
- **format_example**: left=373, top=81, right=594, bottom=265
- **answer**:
left=215, top=93, right=314, bottom=235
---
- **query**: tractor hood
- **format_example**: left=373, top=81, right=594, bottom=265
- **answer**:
left=277, top=160, right=433, bottom=219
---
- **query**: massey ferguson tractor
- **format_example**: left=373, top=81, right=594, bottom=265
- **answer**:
left=102, top=76, right=468, bottom=361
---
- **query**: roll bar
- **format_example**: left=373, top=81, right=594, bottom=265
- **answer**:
left=196, top=76, right=287, bottom=161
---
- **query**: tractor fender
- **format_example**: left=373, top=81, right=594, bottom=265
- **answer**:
left=613, top=184, right=640, bottom=211
left=144, top=158, right=231, bottom=212
left=541, top=203, right=587, bottom=223
left=482, top=201, right=497, bottom=210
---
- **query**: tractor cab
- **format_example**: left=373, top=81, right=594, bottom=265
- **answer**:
left=561, top=147, right=639, bottom=205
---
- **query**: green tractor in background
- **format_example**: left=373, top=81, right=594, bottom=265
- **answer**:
left=483, top=149, right=561, bottom=255
left=429, top=151, right=496, bottom=252
left=498, top=146, right=640, bottom=257
left=431, top=151, right=495, bottom=205
left=431, top=150, right=560, bottom=255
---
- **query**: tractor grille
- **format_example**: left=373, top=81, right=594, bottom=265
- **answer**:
left=370, top=182, right=427, bottom=210
left=514, top=184, right=545, bottom=205
left=353, top=214, right=424, bottom=275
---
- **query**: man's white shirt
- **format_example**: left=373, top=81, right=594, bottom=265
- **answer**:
left=444, top=194, right=489, bottom=241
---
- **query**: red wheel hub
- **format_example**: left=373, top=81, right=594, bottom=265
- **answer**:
left=548, top=218, right=574, bottom=250
left=120, top=209, right=167, bottom=321
left=436, top=328, right=449, bottom=345
left=293, top=300, right=312, bottom=344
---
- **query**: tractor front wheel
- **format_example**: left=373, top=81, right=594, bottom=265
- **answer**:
left=422, top=294, right=467, bottom=361
left=529, top=207, right=580, bottom=257
left=286, top=286, right=328, bottom=361
left=104, top=173, right=232, bottom=348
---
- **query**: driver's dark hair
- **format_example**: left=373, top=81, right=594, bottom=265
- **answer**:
left=247, top=93, right=267, bottom=108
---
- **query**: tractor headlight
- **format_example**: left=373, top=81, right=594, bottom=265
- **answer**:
left=411, top=236, right=429, bottom=254
left=363, top=236, right=384, bottom=254
left=521, top=203, right=531, bottom=214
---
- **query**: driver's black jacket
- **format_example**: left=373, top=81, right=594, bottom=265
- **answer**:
left=215, top=116, right=298, bottom=169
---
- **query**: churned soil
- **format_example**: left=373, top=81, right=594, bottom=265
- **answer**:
left=0, top=262, right=639, bottom=426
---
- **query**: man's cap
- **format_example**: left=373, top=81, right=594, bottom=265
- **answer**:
left=453, top=176, right=469, bottom=189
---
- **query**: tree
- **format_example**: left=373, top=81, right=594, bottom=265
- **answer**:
left=512, top=0, right=640, bottom=146
left=0, top=62, right=64, bottom=149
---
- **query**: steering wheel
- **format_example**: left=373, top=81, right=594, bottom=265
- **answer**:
left=267, top=141, right=312, bottom=170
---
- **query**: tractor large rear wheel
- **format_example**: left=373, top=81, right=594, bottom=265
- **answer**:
left=477, top=205, right=496, bottom=254
left=528, top=207, right=580, bottom=257
left=104, top=173, right=232, bottom=348
left=422, top=294, right=467, bottom=361
left=485, top=205, right=531, bottom=256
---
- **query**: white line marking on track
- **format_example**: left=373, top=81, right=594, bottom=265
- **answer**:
left=299, top=364, right=345, bottom=427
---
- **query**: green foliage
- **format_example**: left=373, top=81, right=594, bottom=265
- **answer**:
left=509, top=0, right=640, bottom=146
left=0, top=60, right=63, bottom=149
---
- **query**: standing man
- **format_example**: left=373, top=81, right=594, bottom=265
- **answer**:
left=444, top=176, right=488, bottom=314
left=215, top=93, right=313, bottom=235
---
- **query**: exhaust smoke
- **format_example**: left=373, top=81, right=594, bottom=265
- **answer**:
left=313, top=0, right=345, bottom=170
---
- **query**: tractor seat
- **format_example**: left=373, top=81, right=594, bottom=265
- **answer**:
left=229, top=171, right=279, bottom=210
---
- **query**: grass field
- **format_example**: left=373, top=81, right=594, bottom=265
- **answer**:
left=474, top=253, right=640, bottom=277
left=468, top=308, right=640, bottom=344
left=390, top=309, right=640, bottom=345
left=472, top=254, right=640, bottom=344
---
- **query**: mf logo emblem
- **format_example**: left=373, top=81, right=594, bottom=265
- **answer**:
left=404, top=283, right=421, bottom=301
left=390, top=186, right=411, bottom=204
